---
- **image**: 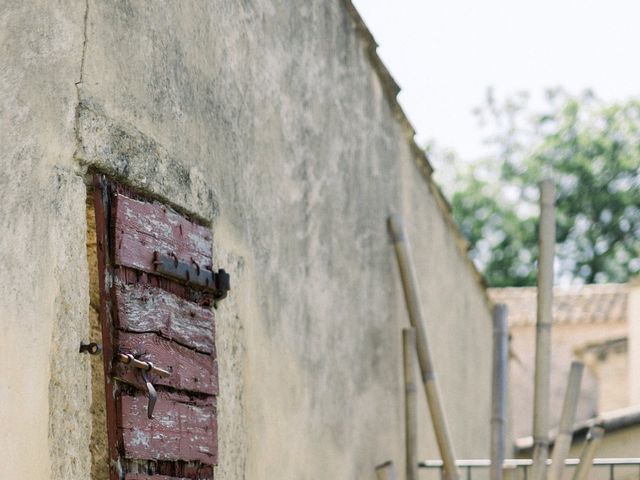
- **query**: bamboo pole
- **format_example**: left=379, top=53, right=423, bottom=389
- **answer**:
left=548, top=361, right=584, bottom=480
left=388, top=214, right=460, bottom=480
left=571, top=425, right=605, bottom=480
left=490, top=304, right=509, bottom=480
left=375, top=461, right=398, bottom=480
left=531, top=180, right=555, bottom=480
left=403, top=328, right=419, bottom=480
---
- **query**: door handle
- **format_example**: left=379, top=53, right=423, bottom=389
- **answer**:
left=141, top=370, right=157, bottom=419
left=116, top=353, right=170, bottom=419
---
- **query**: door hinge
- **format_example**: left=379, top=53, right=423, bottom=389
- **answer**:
left=153, top=252, right=230, bottom=300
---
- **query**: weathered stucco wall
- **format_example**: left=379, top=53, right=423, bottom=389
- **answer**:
left=1, top=1, right=493, bottom=479
left=0, top=1, right=90, bottom=479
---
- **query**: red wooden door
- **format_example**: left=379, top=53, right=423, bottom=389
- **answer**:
left=93, top=175, right=226, bottom=480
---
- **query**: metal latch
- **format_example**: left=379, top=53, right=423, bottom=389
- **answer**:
left=153, top=251, right=230, bottom=300
left=116, top=353, right=171, bottom=419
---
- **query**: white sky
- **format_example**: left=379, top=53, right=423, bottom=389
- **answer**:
left=352, top=0, right=640, bottom=161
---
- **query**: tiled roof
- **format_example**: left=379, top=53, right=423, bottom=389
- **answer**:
left=488, top=283, right=629, bottom=327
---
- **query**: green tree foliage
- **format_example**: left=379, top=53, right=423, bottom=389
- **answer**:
left=436, top=89, right=640, bottom=287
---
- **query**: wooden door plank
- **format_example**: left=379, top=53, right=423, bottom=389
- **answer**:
left=123, top=461, right=213, bottom=479
left=125, top=475, right=189, bottom=479
left=96, top=177, right=219, bottom=476
left=157, top=464, right=214, bottom=478
left=116, top=265, right=214, bottom=306
left=93, top=175, right=124, bottom=480
left=118, top=393, right=217, bottom=464
left=113, top=194, right=212, bottom=274
left=114, top=332, right=218, bottom=395
left=115, top=282, right=215, bottom=354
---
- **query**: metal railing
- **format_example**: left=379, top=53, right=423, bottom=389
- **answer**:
left=419, top=458, right=640, bottom=480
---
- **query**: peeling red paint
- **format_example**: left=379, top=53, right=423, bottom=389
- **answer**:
left=115, top=282, right=215, bottom=354
left=94, top=176, right=218, bottom=479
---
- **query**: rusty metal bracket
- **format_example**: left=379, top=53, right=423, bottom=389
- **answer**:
left=116, top=353, right=170, bottom=419
left=116, top=353, right=171, bottom=377
left=79, top=341, right=102, bottom=355
left=153, top=251, right=230, bottom=300
left=141, top=370, right=157, bottom=419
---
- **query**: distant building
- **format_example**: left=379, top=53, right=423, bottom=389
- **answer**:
left=489, top=283, right=640, bottom=442
left=515, top=405, right=640, bottom=479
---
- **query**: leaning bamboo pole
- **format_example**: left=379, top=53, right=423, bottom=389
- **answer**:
left=490, top=304, right=509, bottom=480
left=548, top=361, right=584, bottom=480
left=388, top=215, right=460, bottom=480
left=403, top=328, right=419, bottom=480
left=531, top=180, right=556, bottom=480
left=571, top=425, right=605, bottom=480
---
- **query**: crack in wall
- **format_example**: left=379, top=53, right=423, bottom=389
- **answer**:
left=74, top=0, right=90, bottom=162
left=77, top=0, right=89, bottom=89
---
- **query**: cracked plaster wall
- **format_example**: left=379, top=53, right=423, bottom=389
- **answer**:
left=1, top=1, right=493, bottom=479
left=1, top=1, right=89, bottom=479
